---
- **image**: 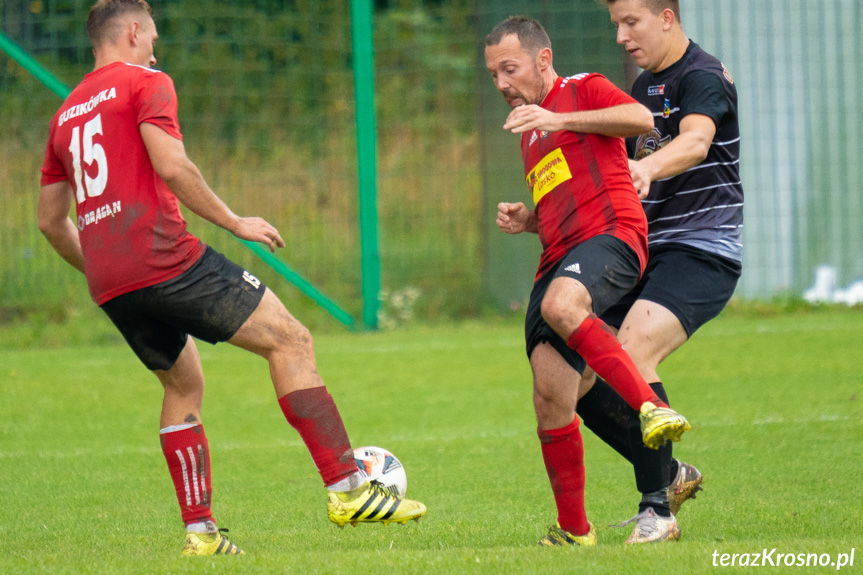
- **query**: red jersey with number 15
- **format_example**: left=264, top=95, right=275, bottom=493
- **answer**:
left=521, top=73, right=648, bottom=281
left=41, top=62, right=204, bottom=305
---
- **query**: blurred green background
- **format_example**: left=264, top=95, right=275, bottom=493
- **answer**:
left=0, top=0, right=627, bottom=331
left=2, top=0, right=861, bottom=334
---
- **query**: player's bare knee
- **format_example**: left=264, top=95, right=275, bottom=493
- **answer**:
left=158, top=374, right=204, bottom=399
left=274, top=315, right=314, bottom=354
left=532, top=390, right=552, bottom=419
left=532, top=378, right=561, bottom=409
left=540, top=293, right=565, bottom=331
left=533, top=388, right=572, bottom=427
left=540, top=293, right=589, bottom=335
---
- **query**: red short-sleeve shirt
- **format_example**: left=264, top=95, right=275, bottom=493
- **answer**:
left=41, top=62, right=204, bottom=305
left=521, top=73, right=648, bottom=280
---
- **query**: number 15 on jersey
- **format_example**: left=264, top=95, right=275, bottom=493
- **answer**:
left=68, top=113, right=108, bottom=204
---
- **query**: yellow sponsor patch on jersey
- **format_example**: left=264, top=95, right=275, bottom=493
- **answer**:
left=526, top=148, right=572, bottom=205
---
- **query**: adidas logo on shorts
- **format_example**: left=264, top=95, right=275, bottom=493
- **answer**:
left=564, top=263, right=582, bottom=274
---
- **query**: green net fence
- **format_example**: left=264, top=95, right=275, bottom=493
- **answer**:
left=0, top=0, right=623, bottom=330
left=12, top=2, right=858, bottom=333
left=1, top=0, right=479, bottom=329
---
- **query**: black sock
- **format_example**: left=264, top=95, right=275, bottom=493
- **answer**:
left=576, top=378, right=633, bottom=462
left=639, top=488, right=671, bottom=517
left=630, top=382, right=673, bottom=517
left=577, top=379, right=674, bottom=517
left=650, top=381, right=670, bottom=405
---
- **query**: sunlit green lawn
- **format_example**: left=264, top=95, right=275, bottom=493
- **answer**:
left=1, top=311, right=861, bottom=573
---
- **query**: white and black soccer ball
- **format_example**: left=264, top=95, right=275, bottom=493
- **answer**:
left=353, top=446, right=407, bottom=497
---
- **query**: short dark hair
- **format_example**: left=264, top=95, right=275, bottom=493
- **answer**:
left=603, top=0, right=681, bottom=23
left=485, top=15, right=551, bottom=58
left=87, top=0, right=153, bottom=49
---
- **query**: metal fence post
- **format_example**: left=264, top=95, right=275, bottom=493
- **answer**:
left=350, top=0, right=381, bottom=330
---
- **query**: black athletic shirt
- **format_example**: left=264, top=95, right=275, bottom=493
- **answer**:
left=627, top=41, right=743, bottom=262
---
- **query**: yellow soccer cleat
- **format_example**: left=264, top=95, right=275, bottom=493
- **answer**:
left=538, top=522, right=598, bottom=547
left=327, top=481, right=426, bottom=528
left=181, top=528, right=244, bottom=556
left=640, top=402, right=691, bottom=449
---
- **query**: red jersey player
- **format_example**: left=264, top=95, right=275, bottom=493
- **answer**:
left=484, top=15, right=691, bottom=546
left=38, top=0, right=425, bottom=556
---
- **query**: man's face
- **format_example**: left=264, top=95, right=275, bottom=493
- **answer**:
left=608, top=0, right=667, bottom=72
left=135, top=15, right=158, bottom=68
left=484, top=34, right=545, bottom=109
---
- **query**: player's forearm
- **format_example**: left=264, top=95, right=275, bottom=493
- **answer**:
left=39, top=218, right=85, bottom=273
left=557, top=103, right=653, bottom=138
left=163, top=160, right=241, bottom=234
left=637, top=130, right=711, bottom=182
left=524, top=209, right=539, bottom=234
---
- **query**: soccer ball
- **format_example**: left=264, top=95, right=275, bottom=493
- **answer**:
left=353, top=446, right=407, bottom=497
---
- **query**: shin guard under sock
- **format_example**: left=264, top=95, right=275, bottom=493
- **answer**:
left=160, top=425, right=214, bottom=525
left=538, top=418, right=590, bottom=536
left=566, top=314, right=665, bottom=410
left=279, top=387, right=358, bottom=487
left=631, top=382, right=673, bottom=516
left=576, top=379, right=633, bottom=462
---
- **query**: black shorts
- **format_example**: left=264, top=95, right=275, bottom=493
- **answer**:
left=525, top=234, right=642, bottom=374
left=601, top=242, right=742, bottom=336
left=100, top=246, right=267, bottom=371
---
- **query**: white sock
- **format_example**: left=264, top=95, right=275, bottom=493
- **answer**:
left=326, top=472, right=365, bottom=492
left=186, top=519, right=217, bottom=533
left=160, top=423, right=198, bottom=434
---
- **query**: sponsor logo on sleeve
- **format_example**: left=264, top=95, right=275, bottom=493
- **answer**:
left=722, top=63, right=734, bottom=84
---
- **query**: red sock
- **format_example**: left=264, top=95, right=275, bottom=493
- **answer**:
left=566, top=314, right=666, bottom=410
left=160, top=425, right=214, bottom=526
left=538, top=418, right=590, bottom=536
left=278, top=387, right=357, bottom=487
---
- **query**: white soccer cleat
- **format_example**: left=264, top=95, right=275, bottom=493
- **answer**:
left=613, top=507, right=681, bottom=544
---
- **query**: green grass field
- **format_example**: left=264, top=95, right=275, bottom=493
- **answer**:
left=1, top=310, right=861, bottom=574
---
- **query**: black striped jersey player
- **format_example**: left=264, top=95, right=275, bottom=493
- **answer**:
left=575, top=0, right=744, bottom=544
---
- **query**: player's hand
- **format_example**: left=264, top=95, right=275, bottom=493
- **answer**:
left=232, top=217, right=285, bottom=252
left=496, top=202, right=532, bottom=234
left=503, top=105, right=560, bottom=134
left=629, top=159, right=652, bottom=200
